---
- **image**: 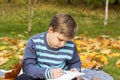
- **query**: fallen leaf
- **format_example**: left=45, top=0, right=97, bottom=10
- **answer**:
left=116, top=60, right=120, bottom=68
left=0, top=46, right=7, bottom=51
left=0, top=58, right=8, bottom=66
left=2, top=37, right=10, bottom=42
left=109, top=53, right=120, bottom=57
left=100, top=49, right=111, bottom=54
left=9, top=38, right=19, bottom=45
left=5, top=61, right=23, bottom=79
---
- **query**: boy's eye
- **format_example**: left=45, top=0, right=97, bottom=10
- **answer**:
left=59, top=39, right=63, bottom=41
left=58, top=37, right=63, bottom=41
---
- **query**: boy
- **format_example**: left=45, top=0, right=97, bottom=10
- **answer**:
left=15, top=13, right=81, bottom=80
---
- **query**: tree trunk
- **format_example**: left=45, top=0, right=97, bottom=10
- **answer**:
left=104, top=0, right=109, bottom=26
left=27, top=0, right=37, bottom=35
left=27, top=0, right=32, bottom=35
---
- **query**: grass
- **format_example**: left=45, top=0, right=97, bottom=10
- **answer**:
left=103, top=57, right=120, bottom=80
left=0, top=0, right=120, bottom=80
left=0, top=1, right=120, bottom=38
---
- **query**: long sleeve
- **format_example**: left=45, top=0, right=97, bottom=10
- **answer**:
left=66, top=45, right=81, bottom=71
left=23, top=39, right=52, bottom=79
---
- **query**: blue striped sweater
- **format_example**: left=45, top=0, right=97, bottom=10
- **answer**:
left=23, top=32, right=81, bottom=79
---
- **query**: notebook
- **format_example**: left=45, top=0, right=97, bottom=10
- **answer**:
left=47, top=71, right=85, bottom=80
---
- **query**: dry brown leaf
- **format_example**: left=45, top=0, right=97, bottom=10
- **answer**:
left=0, top=78, right=14, bottom=80
left=0, top=46, right=7, bottom=51
left=109, top=53, right=120, bottom=57
left=2, top=37, right=10, bottom=42
left=14, top=54, right=23, bottom=60
left=9, top=46, right=18, bottom=51
left=100, top=49, right=111, bottom=54
left=17, top=41, right=26, bottom=48
left=116, top=60, right=120, bottom=68
left=5, top=61, right=23, bottom=79
left=9, top=38, right=19, bottom=45
left=0, top=52, right=5, bottom=57
left=94, top=62, right=103, bottom=69
left=0, top=58, right=8, bottom=66
left=0, top=50, right=13, bottom=57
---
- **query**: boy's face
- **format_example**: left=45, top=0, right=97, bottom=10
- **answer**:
left=47, top=27, right=71, bottom=48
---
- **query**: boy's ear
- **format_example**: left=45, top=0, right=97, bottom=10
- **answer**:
left=48, top=27, right=54, bottom=33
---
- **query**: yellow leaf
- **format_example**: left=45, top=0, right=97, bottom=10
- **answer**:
left=9, top=38, right=19, bottom=45
left=17, top=41, right=26, bottom=48
left=100, top=49, right=111, bottom=54
left=80, top=55, right=86, bottom=60
left=14, top=54, right=23, bottom=60
left=95, top=55, right=108, bottom=65
left=116, top=60, right=120, bottom=68
left=0, top=52, right=5, bottom=57
left=0, top=46, right=7, bottom=51
left=0, top=57, right=8, bottom=66
left=109, top=53, right=120, bottom=57
left=9, top=46, right=18, bottom=51
left=2, top=37, right=10, bottom=42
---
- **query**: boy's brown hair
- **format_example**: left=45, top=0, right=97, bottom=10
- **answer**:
left=49, top=13, right=78, bottom=39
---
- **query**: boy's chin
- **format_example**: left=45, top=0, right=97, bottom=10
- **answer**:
left=53, top=46, right=60, bottom=49
left=53, top=47, right=59, bottom=48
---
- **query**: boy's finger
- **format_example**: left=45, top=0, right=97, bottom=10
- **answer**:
left=70, top=68, right=78, bottom=72
left=58, top=68, right=63, bottom=73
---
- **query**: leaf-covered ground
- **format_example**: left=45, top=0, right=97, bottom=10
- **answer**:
left=73, top=34, right=120, bottom=69
left=0, top=36, right=26, bottom=69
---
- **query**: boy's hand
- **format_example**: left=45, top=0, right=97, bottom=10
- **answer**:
left=52, top=68, right=63, bottom=79
left=70, top=68, right=80, bottom=80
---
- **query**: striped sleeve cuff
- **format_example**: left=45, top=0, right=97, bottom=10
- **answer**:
left=45, top=68, right=53, bottom=79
